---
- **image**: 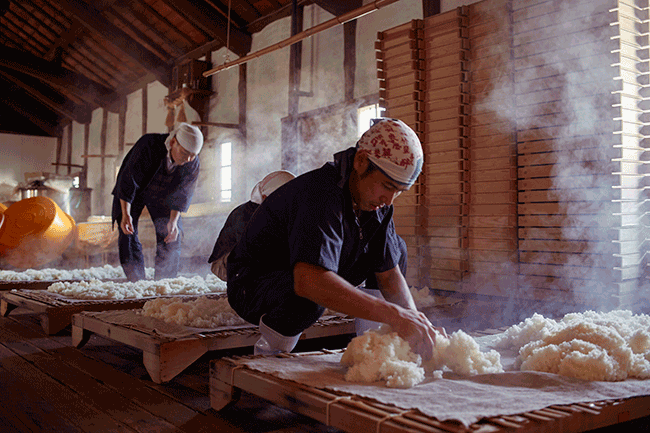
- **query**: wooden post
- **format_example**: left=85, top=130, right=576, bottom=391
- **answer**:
left=239, top=63, right=247, bottom=141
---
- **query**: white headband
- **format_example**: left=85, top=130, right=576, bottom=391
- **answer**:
left=165, top=122, right=204, bottom=154
left=250, top=170, right=296, bottom=204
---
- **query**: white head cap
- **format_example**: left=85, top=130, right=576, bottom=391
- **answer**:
left=165, top=122, right=204, bottom=154
left=356, top=118, right=423, bottom=187
left=250, top=170, right=296, bottom=204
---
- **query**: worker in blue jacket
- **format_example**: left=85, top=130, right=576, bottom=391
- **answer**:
left=111, top=122, right=203, bottom=281
left=227, top=119, right=446, bottom=358
left=208, top=170, right=295, bottom=281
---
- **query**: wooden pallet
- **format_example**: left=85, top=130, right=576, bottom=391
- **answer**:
left=210, top=349, right=650, bottom=433
left=0, top=289, right=190, bottom=335
left=0, top=281, right=60, bottom=291
left=72, top=309, right=355, bottom=384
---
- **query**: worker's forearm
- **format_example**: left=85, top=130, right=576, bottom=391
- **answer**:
left=169, top=210, right=181, bottom=224
left=376, top=267, right=417, bottom=311
left=293, top=263, right=402, bottom=325
left=120, top=199, right=131, bottom=216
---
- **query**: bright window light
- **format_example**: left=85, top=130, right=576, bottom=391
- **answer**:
left=357, top=104, right=385, bottom=137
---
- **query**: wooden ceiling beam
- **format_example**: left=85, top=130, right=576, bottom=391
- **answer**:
left=1, top=88, right=59, bottom=136
left=313, top=0, right=363, bottom=17
left=55, top=0, right=172, bottom=88
left=157, top=0, right=252, bottom=57
left=130, top=0, right=195, bottom=48
left=104, top=6, right=175, bottom=61
left=202, top=0, right=249, bottom=30
left=0, top=68, right=92, bottom=124
left=111, top=3, right=184, bottom=58
left=0, top=45, right=115, bottom=108
left=245, top=0, right=315, bottom=34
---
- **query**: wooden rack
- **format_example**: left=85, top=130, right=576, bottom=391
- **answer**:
left=72, top=310, right=355, bottom=383
left=210, top=348, right=650, bottom=433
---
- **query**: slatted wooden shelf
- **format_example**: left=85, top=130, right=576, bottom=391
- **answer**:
left=0, top=289, right=221, bottom=335
left=71, top=310, right=355, bottom=384
left=209, top=348, right=650, bottom=433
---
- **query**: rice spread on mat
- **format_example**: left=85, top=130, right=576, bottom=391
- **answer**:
left=0, top=264, right=152, bottom=281
left=140, top=296, right=245, bottom=328
left=47, top=274, right=226, bottom=300
left=341, top=310, right=650, bottom=387
left=341, top=325, right=502, bottom=388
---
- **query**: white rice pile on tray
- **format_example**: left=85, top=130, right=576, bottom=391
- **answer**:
left=0, top=265, right=154, bottom=281
left=340, top=309, right=650, bottom=388
left=47, top=274, right=225, bottom=300
left=141, top=295, right=246, bottom=328
left=494, top=309, right=650, bottom=382
left=341, top=325, right=502, bottom=388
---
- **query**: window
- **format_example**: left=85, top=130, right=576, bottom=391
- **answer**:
left=220, top=141, right=232, bottom=202
left=357, top=104, right=385, bottom=137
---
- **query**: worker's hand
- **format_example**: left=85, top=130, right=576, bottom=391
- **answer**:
left=392, top=308, right=447, bottom=361
left=120, top=214, right=134, bottom=235
left=164, top=220, right=180, bottom=243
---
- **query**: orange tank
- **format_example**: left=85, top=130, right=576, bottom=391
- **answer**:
left=0, top=196, right=76, bottom=269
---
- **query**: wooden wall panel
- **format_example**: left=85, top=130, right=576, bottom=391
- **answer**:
left=464, top=0, right=519, bottom=295
left=419, top=8, right=470, bottom=290
left=514, top=0, right=621, bottom=308
left=380, top=0, right=650, bottom=311
left=377, top=20, right=425, bottom=284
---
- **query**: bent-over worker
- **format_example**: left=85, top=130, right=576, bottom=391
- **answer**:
left=112, top=122, right=203, bottom=281
left=227, top=118, right=446, bottom=357
left=208, top=170, right=296, bottom=281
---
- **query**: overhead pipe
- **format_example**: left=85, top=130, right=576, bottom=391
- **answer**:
left=203, top=0, right=401, bottom=77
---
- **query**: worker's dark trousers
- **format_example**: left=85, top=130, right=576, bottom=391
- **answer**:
left=118, top=202, right=182, bottom=282
left=227, top=269, right=325, bottom=337
left=227, top=235, right=409, bottom=337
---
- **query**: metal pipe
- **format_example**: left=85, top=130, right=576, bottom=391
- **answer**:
left=203, top=0, right=401, bottom=77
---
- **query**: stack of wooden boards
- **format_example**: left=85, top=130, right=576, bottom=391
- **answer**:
left=379, top=0, right=648, bottom=311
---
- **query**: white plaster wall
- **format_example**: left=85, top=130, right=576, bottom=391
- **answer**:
left=0, top=133, right=57, bottom=202
left=356, top=0, right=422, bottom=98
left=441, top=0, right=483, bottom=12
left=125, top=89, right=143, bottom=146
left=147, top=81, right=169, bottom=133
left=7, top=1, right=430, bottom=211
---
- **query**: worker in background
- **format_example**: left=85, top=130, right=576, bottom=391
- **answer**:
left=208, top=170, right=296, bottom=281
left=227, top=118, right=446, bottom=358
left=112, top=122, right=203, bottom=281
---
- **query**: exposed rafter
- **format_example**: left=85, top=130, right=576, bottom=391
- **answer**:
left=55, top=0, right=172, bottom=87
left=0, top=0, right=328, bottom=137
left=0, top=68, right=92, bottom=124
left=158, top=0, right=252, bottom=58
left=0, top=45, right=116, bottom=108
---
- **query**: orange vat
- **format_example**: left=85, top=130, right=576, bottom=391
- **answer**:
left=0, top=196, right=76, bottom=269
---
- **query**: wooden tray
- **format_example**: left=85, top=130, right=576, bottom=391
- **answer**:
left=209, top=349, right=650, bottom=433
left=72, top=310, right=355, bottom=384
left=0, top=288, right=204, bottom=335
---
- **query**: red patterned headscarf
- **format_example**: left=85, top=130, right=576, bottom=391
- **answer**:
left=356, top=118, right=423, bottom=186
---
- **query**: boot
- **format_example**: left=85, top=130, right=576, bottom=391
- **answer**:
left=254, top=315, right=302, bottom=355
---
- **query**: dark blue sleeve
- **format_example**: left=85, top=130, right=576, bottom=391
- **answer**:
left=371, top=214, right=402, bottom=273
left=209, top=202, right=257, bottom=263
left=166, top=158, right=199, bottom=212
left=288, top=189, right=344, bottom=273
left=112, top=135, right=162, bottom=204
